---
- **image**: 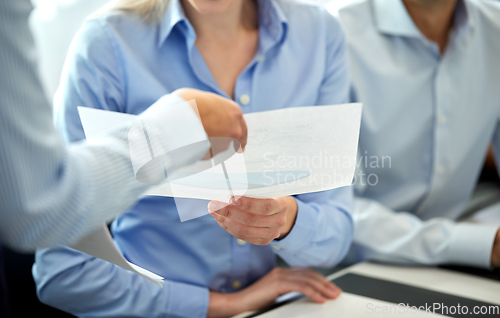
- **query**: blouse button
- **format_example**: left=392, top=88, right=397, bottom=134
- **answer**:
left=239, top=94, right=250, bottom=105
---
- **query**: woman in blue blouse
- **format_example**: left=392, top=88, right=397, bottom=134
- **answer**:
left=33, top=0, right=353, bottom=317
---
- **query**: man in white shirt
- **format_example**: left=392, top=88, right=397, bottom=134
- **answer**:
left=339, top=0, right=500, bottom=269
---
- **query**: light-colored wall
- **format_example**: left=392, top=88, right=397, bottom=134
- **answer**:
left=30, top=0, right=112, bottom=103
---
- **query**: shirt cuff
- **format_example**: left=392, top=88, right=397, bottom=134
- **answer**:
left=270, top=198, right=316, bottom=255
left=447, top=223, right=499, bottom=269
left=165, top=280, right=209, bottom=318
left=138, top=94, right=210, bottom=174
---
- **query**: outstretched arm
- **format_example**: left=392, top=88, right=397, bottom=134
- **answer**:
left=0, top=0, right=208, bottom=251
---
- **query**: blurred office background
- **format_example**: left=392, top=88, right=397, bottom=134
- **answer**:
left=3, top=1, right=499, bottom=317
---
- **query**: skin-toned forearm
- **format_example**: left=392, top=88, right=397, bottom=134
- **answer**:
left=207, top=291, right=241, bottom=318
left=207, top=267, right=342, bottom=318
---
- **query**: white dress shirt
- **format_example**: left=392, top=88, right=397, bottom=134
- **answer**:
left=339, top=0, right=500, bottom=268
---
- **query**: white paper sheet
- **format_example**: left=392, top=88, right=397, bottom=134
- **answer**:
left=250, top=293, right=444, bottom=318
left=71, top=104, right=360, bottom=283
left=78, top=103, right=362, bottom=205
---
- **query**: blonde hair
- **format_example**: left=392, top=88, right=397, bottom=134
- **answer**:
left=98, top=0, right=170, bottom=23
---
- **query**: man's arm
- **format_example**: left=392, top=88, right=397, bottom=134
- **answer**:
left=347, top=197, right=499, bottom=269
left=0, top=0, right=246, bottom=251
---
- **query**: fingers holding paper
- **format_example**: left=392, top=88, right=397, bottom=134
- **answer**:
left=208, top=196, right=298, bottom=245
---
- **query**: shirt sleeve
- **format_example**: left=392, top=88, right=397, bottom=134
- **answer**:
left=33, top=248, right=209, bottom=318
left=315, top=8, right=350, bottom=106
left=271, top=187, right=354, bottom=268
left=271, top=11, right=353, bottom=268
left=0, top=0, right=208, bottom=251
left=346, top=197, right=499, bottom=269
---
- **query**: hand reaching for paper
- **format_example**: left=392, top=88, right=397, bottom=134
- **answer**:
left=208, top=196, right=298, bottom=245
left=173, top=88, right=247, bottom=156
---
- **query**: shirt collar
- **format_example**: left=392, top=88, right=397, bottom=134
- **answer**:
left=158, top=0, right=187, bottom=47
left=257, top=0, right=288, bottom=44
left=454, top=0, right=475, bottom=36
left=157, top=0, right=288, bottom=47
left=373, top=0, right=473, bottom=39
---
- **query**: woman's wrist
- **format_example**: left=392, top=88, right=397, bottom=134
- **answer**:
left=208, top=291, right=244, bottom=318
left=278, top=196, right=298, bottom=239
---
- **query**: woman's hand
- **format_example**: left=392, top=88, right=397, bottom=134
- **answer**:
left=172, top=88, right=247, bottom=153
left=207, top=267, right=342, bottom=318
left=208, top=196, right=298, bottom=245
